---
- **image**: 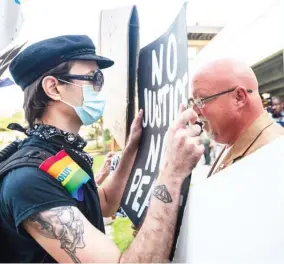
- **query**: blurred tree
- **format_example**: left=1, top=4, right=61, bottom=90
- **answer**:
left=90, top=118, right=104, bottom=150
left=104, top=129, right=111, bottom=141
left=98, top=118, right=106, bottom=153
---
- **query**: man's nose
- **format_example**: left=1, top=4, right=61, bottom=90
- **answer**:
left=193, top=104, right=201, bottom=115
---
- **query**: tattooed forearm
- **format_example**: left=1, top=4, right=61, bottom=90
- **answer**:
left=152, top=184, right=173, bottom=203
left=28, top=206, right=84, bottom=263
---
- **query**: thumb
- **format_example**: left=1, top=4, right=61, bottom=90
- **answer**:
left=179, top=103, right=186, bottom=114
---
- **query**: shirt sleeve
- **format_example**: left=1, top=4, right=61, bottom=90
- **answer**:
left=1, top=166, right=77, bottom=230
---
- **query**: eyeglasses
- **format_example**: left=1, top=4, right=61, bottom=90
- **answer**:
left=188, top=86, right=253, bottom=109
left=56, top=69, right=104, bottom=92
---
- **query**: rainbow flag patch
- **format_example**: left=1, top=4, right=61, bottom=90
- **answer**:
left=39, top=150, right=91, bottom=201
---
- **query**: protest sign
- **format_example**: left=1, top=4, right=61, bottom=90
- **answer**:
left=99, top=6, right=139, bottom=148
left=0, top=0, right=23, bottom=51
left=174, top=136, right=284, bottom=263
left=121, top=6, right=188, bottom=258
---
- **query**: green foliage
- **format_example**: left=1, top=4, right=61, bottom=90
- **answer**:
left=88, top=130, right=96, bottom=140
left=112, top=217, right=134, bottom=252
left=104, top=129, right=111, bottom=141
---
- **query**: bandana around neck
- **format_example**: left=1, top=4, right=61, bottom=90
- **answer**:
left=26, top=124, right=93, bottom=168
left=26, top=124, right=86, bottom=150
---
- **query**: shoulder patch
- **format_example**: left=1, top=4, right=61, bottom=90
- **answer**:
left=39, top=150, right=91, bottom=201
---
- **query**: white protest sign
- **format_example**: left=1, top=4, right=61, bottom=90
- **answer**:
left=174, top=136, right=284, bottom=264
left=99, top=6, right=139, bottom=148
left=0, top=0, right=23, bottom=51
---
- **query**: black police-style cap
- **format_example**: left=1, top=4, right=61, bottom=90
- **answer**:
left=9, top=35, right=114, bottom=89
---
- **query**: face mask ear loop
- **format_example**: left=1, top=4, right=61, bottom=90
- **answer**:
left=60, top=99, right=76, bottom=108
left=57, top=78, right=84, bottom=108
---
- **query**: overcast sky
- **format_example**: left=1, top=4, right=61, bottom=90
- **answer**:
left=19, top=0, right=255, bottom=45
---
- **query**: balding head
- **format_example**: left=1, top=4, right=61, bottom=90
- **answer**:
left=190, top=58, right=264, bottom=145
left=192, top=58, right=259, bottom=95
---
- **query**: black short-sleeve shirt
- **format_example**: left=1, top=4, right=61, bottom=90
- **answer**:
left=0, top=140, right=104, bottom=262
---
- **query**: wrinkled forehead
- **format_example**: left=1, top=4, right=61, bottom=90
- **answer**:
left=190, top=73, right=217, bottom=98
left=191, top=68, right=235, bottom=98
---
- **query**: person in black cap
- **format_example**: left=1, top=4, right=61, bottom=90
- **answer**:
left=0, top=35, right=203, bottom=263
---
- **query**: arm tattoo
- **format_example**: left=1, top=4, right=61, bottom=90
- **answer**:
left=28, top=206, right=84, bottom=263
left=152, top=184, right=173, bottom=203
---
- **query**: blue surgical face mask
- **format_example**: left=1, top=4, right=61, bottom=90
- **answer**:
left=61, top=84, right=106, bottom=126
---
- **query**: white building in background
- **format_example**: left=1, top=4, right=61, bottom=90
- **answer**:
left=187, top=25, right=223, bottom=73
left=189, top=0, right=284, bottom=100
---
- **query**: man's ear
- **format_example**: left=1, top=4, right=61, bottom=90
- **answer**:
left=235, top=86, right=248, bottom=106
left=41, top=76, right=62, bottom=101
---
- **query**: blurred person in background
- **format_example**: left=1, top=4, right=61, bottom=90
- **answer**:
left=201, top=132, right=211, bottom=165
left=94, top=151, right=115, bottom=185
left=271, top=96, right=284, bottom=127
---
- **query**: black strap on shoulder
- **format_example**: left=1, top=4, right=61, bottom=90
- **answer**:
left=0, top=145, right=54, bottom=181
left=0, top=143, right=55, bottom=262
